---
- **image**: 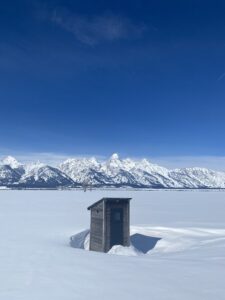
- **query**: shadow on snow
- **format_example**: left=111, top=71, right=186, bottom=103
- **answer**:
left=130, top=233, right=161, bottom=254
left=70, top=230, right=161, bottom=254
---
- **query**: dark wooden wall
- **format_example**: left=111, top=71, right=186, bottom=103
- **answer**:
left=89, top=199, right=130, bottom=253
left=89, top=201, right=104, bottom=252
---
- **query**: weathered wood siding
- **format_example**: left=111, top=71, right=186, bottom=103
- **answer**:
left=89, top=198, right=131, bottom=253
left=89, top=201, right=104, bottom=252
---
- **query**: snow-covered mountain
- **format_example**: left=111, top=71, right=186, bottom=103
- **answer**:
left=19, top=162, right=75, bottom=188
left=59, top=153, right=225, bottom=189
left=0, top=157, right=75, bottom=188
left=59, top=157, right=103, bottom=186
left=2, top=156, right=25, bottom=175
left=0, top=154, right=225, bottom=189
left=0, top=164, right=21, bottom=185
left=169, top=167, right=225, bottom=189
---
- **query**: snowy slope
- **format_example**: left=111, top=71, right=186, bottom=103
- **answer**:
left=1, top=154, right=225, bottom=188
left=19, top=162, right=75, bottom=188
left=169, top=167, right=225, bottom=188
left=1, top=155, right=25, bottom=175
left=0, top=157, right=75, bottom=188
left=59, top=157, right=104, bottom=185
left=0, top=164, right=21, bottom=185
left=2, top=155, right=22, bottom=169
left=59, top=153, right=225, bottom=188
left=0, top=190, right=224, bottom=300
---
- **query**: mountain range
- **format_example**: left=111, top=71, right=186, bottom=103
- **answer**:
left=0, top=154, right=225, bottom=189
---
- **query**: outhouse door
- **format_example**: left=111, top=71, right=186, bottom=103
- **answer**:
left=110, top=208, right=123, bottom=247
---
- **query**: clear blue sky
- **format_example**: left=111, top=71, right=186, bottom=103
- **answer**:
left=1, top=0, right=225, bottom=159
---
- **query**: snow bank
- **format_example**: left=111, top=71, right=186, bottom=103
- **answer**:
left=70, top=230, right=158, bottom=255
left=0, top=190, right=225, bottom=300
left=70, top=229, right=90, bottom=250
left=108, top=245, right=141, bottom=256
left=131, top=226, right=225, bottom=255
left=70, top=230, right=145, bottom=256
left=70, top=226, right=225, bottom=258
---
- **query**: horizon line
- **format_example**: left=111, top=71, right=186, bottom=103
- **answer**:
left=1, top=151, right=225, bottom=172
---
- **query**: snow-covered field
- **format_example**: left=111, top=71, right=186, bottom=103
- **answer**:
left=0, top=190, right=225, bottom=299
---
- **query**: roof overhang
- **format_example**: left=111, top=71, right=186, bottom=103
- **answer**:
left=87, top=197, right=132, bottom=210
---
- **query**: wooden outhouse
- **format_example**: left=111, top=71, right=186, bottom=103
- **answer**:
left=87, top=197, right=131, bottom=252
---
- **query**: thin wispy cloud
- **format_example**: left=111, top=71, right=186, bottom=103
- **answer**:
left=217, top=72, right=225, bottom=81
left=51, top=9, right=146, bottom=46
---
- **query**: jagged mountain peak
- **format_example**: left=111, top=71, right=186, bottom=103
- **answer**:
left=106, top=153, right=122, bottom=168
left=2, top=156, right=21, bottom=169
left=136, top=158, right=168, bottom=174
left=110, top=153, right=120, bottom=160
left=140, top=158, right=151, bottom=165
left=19, top=163, right=74, bottom=188
left=24, top=161, right=46, bottom=173
left=122, top=158, right=136, bottom=171
left=103, top=154, right=123, bottom=175
left=63, top=156, right=99, bottom=164
left=60, top=157, right=100, bottom=172
left=0, top=153, right=225, bottom=189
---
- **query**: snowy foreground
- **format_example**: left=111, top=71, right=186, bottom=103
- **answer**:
left=0, top=190, right=225, bottom=299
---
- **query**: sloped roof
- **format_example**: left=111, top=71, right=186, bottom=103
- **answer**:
left=87, top=197, right=131, bottom=210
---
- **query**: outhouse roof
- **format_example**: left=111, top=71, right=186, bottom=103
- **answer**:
left=87, top=197, right=131, bottom=210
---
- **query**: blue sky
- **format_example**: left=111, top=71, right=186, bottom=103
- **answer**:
left=1, top=0, right=225, bottom=168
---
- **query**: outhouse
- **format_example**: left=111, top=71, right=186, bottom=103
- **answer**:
left=87, top=197, right=131, bottom=252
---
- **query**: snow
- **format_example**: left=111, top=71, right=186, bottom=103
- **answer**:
left=1, top=155, right=21, bottom=169
left=58, top=154, right=225, bottom=188
left=108, top=244, right=141, bottom=256
left=110, top=153, right=120, bottom=160
left=19, top=164, right=74, bottom=187
left=59, top=157, right=101, bottom=185
left=70, top=229, right=90, bottom=250
left=71, top=225, right=225, bottom=256
left=0, top=190, right=224, bottom=299
left=1, top=154, right=225, bottom=188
